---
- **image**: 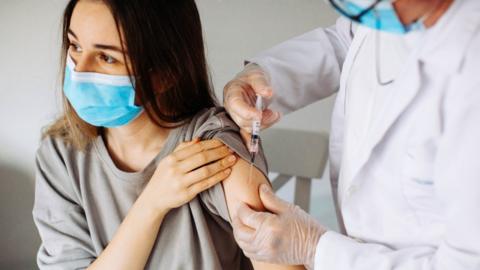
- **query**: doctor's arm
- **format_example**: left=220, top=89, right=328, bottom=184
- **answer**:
left=223, top=17, right=354, bottom=132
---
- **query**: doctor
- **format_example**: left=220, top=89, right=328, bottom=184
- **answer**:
left=225, top=0, right=480, bottom=269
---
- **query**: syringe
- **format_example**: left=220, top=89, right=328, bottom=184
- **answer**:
left=249, top=95, right=263, bottom=163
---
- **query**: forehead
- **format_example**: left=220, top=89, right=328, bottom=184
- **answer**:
left=69, top=0, right=122, bottom=46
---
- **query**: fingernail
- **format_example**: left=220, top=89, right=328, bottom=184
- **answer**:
left=261, top=88, right=273, bottom=98
left=225, top=168, right=232, bottom=174
left=228, top=155, right=236, bottom=162
left=261, top=184, right=270, bottom=193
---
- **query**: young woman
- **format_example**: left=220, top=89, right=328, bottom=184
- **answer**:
left=32, top=0, right=305, bottom=269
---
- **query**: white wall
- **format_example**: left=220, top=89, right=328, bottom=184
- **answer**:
left=199, top=0, right=338, bottom=132
left=0, top=0, right=338, bottom=268
left=1, top=1, right=65, bottom=268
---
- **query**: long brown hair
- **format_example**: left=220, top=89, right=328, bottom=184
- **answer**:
left=44, top=0, right=217, bottom=150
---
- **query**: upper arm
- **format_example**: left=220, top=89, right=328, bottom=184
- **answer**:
left=222, top=158, right=268, bottom=217
left=222, top=158, right=306, bottom=270
left=33, top=139, right=96, bottom=268
left=191, top=109, right=305, bottom=269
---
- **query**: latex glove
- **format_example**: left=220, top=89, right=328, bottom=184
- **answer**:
left=223, top=63, right=281, bottom=144
left=232, top=184, right=327, bottom=270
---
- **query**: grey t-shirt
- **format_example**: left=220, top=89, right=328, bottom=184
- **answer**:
left=32, top=107, right=268, bottom=270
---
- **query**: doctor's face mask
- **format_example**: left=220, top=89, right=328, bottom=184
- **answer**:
left=328, top=0, right=426, bottom=34
left=64, top=55, right=143, bottom=128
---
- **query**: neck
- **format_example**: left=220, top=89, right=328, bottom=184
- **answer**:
left=394, top=0, right=454, bottom=28
left=104, top=112, right=171, bottom=171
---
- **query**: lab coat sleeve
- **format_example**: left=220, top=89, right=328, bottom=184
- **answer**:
left=248, top=16, right=354, bottom=114
left=32, top=138, right=96, bottom=269
left=313, top=49, right=480, bottom=270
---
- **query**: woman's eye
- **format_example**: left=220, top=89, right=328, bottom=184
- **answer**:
left=69, top=43, right=82, bottom=53
left=100, top=54, right=117, bottom=64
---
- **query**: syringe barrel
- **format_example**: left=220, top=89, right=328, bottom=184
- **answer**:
left=250, top=133, right=260, bottom=153
left=249, top=95, right=263, bottom=154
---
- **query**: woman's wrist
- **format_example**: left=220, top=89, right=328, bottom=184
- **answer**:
left=136, top=191, right=170, bottom=221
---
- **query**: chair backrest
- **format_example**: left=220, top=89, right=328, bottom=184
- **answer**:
left=260, top=128, right=329, bottom=212
left=261, top=128, right=329, bottom=179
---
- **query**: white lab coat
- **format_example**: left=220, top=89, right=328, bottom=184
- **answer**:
left=250, top=0, right=480, bottom=269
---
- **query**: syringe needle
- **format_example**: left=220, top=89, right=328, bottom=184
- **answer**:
left=248, top=162, right=254, bottom=185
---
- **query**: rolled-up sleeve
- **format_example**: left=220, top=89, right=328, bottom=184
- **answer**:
left=193, top=109, right=269, bottom=222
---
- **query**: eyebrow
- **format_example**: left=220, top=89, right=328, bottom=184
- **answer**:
left=68, top=29, right=124, bottom=53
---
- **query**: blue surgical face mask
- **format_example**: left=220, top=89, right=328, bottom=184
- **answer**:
left=330, top=0, right=426, bottom=34
left=63, top=55, right=143, bottom=128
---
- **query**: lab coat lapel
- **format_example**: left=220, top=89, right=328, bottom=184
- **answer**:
left=368, top=60, right=422, bottom=153
left=346, top=0, right=480, bottom=186
left=345, top=51, right=423, bottom=189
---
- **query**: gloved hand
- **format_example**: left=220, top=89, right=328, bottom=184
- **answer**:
left=232, top=184, right=327, bottom=270
left=223, top=63, right=281, bottom=144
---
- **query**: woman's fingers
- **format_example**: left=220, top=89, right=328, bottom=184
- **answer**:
left=148, top=139, right=235, bottom=211
left=184, top=154, right=237, bottom=186
left=186, top=168, right=233, bottom=197
left=178, top=145, right=234, bottom=173
left=174, top=138, right=200, bottom=152
left=172, top=139, right=224, bottom=161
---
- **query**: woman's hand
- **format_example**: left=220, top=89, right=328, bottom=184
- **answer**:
left=140, top=138, right=237, bottom=215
